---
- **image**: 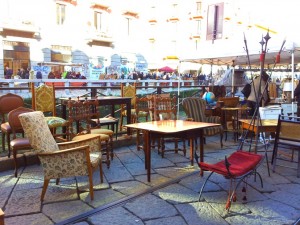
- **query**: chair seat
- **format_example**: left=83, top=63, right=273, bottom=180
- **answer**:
left=203, top=125, right=223, bottom=136
left=10, top=138, right=31, bottom=150
left=278, top=139, right=300, bottom=147
left=45, top=116, right=68, bottom=128
left=137, top=111, right=148, bottom=117
left=199, top=151, right=263, bottom=177
left=72, top=133, right=110, bottom=142
left=98, top=118, right=118, bottom=124
left=91, top=129, right=114, bottom=136
left=1, top=122, right=11, bottom=132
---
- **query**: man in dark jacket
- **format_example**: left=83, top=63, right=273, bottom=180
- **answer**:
left=294, top=81, right=300, bottom=117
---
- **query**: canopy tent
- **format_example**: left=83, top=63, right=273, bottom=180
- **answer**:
left=181, top=49, right=300, bottom=68
left=180, top=38, right=300, bottom=115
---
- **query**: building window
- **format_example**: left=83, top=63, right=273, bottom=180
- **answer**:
left=56, top=3, right=66, bottom=25
left=206, top=2, right=224, bottom=42
left=94, top=11, right=103, bottom=31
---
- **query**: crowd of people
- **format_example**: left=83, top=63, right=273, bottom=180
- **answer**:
left=47, top=71, right=86, bottom=79
left=102, top=71, right=211, bottom=85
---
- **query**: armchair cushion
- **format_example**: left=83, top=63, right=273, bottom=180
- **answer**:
left=45, top=116, right=68, bottom=128
left=38, top=146, right=101, bottom=179
left=205, top=115, right=221, bottom=124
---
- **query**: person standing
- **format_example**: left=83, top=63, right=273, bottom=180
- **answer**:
left=4, top=66, right=13, bottom=79
left=294, top=81, right=300, bottom=117
left=247, top=71, right=270, bottom=116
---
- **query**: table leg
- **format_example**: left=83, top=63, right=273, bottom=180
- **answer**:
left=143, top=130, right=151, bottom=182
left=199, top=130, right=204, bottom=176
left=126, top=101, right=131, bottom=135
left=189, top=138, right=194, bottom=166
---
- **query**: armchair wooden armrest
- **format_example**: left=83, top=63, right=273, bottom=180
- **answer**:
left=186, top=118, right=194, bottom=121
left=58, top=134, right=101, bottom=153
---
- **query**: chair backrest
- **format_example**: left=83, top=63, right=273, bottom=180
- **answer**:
left=152, top=95, right=177, bottom=121
left=121, top=83, right=137, bottom=108
left=67, top=98, right=100, bottom=138
left=18, top=111, right=59, bottom=152
left=31, top=83, right=56, bottom=116
left=135, top=96, right=151, bottom=122
left=0, top=93, right=24, bottom=122
left=8, top=107, right=34, bottom=139
left=218, top=97, right=240, bottom=107
left=275, top=115, right=300, bottom=142
left=147, top=93, right=171, bottom=121
left=182, top=97, right=206, bottom=122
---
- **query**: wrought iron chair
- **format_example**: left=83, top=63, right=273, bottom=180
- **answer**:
left=272, top=115, right=300, bottom=178
left=19, top=111, right=103, bottom=201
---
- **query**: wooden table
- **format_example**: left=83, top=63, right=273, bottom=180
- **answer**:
left=60, top=96, right=132, bottom=135
left=239, top=119, right=278, bottom=151
left=125, top=120, right=221, bottom=182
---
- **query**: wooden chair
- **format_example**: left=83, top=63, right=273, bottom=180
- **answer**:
left=120, top=83, right=137, bottom=130
left=8, top=107, right=34, bottom=177
left=67, top=98, right=114, bottom=167
left=19, top=111, right=103, bottom=201
left=151, top=95, right=186, bottom=158
left=31, top=83, right=69, bottom=142
left=218, top=97, right=241, bottom=141
left=135, top=96, right=151, bottom=151
left=272, top=115, right=300, bottom=177
left=0, top=93, right=24, bottom=157
left=182, top=97, right=223, bottom=148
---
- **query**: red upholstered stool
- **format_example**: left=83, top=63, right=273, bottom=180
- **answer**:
left=197, top=150, right=264, bottom=211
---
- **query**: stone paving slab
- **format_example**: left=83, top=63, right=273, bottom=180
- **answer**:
left=0, top=135, right=299, bottom=225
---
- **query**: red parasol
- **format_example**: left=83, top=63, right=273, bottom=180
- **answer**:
left=158, top=66, right=175, bottom=73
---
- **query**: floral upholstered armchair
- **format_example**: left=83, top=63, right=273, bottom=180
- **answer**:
left=18, top=111, right=103, bottom=201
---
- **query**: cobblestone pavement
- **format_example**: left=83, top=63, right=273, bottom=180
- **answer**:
left=0, top=135, right=300, bottom=225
